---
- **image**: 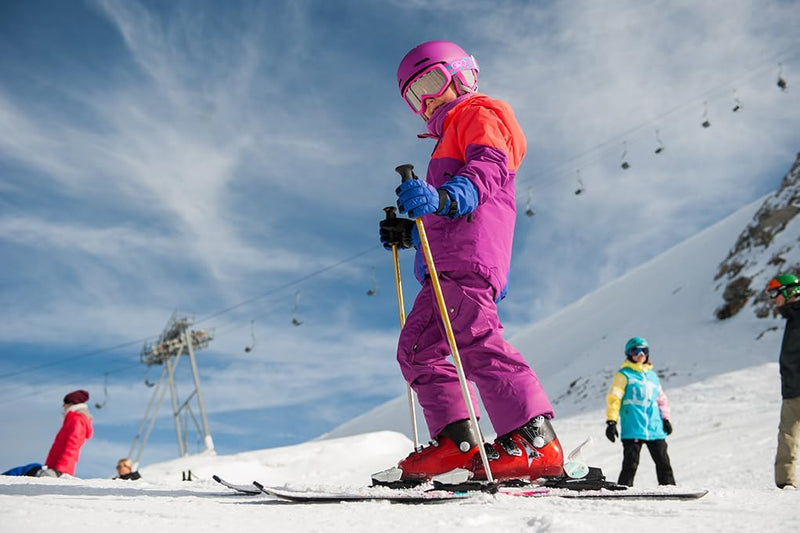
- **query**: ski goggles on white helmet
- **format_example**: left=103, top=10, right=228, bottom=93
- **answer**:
left=401, top=57, right=479, bottom=115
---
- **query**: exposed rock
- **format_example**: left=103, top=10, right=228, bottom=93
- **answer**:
left=715, top=152, right=800, bottom=319
left=715, top=276, right=754, bottom=319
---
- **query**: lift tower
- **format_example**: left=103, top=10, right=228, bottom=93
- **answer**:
left=130, top=313, right=215, bottom=465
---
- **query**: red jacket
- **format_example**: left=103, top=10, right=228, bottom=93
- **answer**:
left=45, top=404, right=93, bottom=476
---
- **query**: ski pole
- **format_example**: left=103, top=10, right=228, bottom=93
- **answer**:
left=394, top=164, right=495, bottom=484
left=383, top=205, right=420, bottom=451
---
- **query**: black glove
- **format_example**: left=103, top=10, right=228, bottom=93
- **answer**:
left=663, top=419, right=673, bottom=435
left=379, top=217, right=416, bottom=250
left=605, top=420, right=618, bottom=443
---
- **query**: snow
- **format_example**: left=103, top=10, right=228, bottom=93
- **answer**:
left=2, top=199, right=799, bottom=530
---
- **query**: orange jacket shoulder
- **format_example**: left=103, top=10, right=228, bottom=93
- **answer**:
left=434, top=96, right=526, bottom=170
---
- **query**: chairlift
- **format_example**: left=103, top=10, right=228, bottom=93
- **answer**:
left=654, top=129, right=665, bottom=154
left=291, top=291, right=303, bottom=326
left=367, top=266, right=378, bottom=296
left=143, top=368, right=156, bottom=387
left=731, top=89, right=742, bottom=112
left=620, top=141, right=630, bottom=170
left=574, top=170, right=585, bottom=196
left=524, top=189, right=535, bottom=217
left=95, top=373, right=109, bottom=409
left=777, top=63, right=788, bottom=91
left=244, top=320, right=256, bottom=353
left=701, top=101, right=711, bottom=128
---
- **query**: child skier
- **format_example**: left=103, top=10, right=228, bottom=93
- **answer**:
left=605, top=337, right=675, bottom=486
left=40, top=389, right=94, bottom=477
left=377, top=40, right=563, bottom=484
left=766, top=274, right=800, bottom=489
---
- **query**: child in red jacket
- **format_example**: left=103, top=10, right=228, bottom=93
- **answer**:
left=40, top=389, right=94, bottom=477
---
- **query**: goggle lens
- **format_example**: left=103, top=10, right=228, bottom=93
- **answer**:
left=767, top=282, right=799, bottom=299
left=628, top=347, right=649, bottom=356
left=403, top=67, right=450, bottom=113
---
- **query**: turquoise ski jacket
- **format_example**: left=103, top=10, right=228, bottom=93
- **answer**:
left=606, top=360, right=671, bottom=440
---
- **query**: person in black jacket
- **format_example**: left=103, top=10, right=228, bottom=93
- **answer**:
left=113, top=458, right=141, bottom=481
left=766, top=274, right=800, bottom=490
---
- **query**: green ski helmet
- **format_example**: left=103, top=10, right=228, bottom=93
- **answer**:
left=766, top=274, right=800, bottom=301
left=624, top=337, right=650, bottom=362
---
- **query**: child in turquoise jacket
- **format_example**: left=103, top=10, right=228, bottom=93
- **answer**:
left=605, top=337, right=676, bottom=486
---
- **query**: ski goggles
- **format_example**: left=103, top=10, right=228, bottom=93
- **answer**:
left=767, top=283, right=798, bottom=299
left=401, top=58, right=478, bottom=115
left=627, top=347, right=649, bottom=356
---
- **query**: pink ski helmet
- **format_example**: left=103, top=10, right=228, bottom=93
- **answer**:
left=397, top=40, right=479, bottom=117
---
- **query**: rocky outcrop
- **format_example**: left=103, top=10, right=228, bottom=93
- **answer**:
left=714, top=152, right=800, bottom=320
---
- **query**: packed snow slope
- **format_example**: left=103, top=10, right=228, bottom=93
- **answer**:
left=2, top=195, right=799, bottom=530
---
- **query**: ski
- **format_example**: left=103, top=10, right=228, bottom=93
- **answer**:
left=253, top=481, right=471, bottom=504
left=556, top=488, right=708, bottom=500
left=212, top=474, right=262, bottom=495
left=251, top=481, right=708, bottom=504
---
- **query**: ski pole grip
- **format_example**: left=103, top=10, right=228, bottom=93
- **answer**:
left=395, top=164, right=417, bottom=183
left=383, top=206, right=397, bottom=219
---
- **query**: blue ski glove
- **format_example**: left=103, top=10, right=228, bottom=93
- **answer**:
left=379, top=217, right=418, bottom=250
left=605, top=420, right=618, bottom=443
left=663, top=419, right=673, bottom=435
left=396, top=180, right=451, bottom=218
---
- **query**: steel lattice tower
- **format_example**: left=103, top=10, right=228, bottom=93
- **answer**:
left=129, top=312, right=215, bottom=466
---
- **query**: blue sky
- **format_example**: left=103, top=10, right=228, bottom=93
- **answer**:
left=1, top=0, right=799, bottom=477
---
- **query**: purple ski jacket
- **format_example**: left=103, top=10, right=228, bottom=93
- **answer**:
left=415, top=93, right=526, bottom=301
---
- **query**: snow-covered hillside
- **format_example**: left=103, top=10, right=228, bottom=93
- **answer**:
left=2, top=168, right=799, bottom=531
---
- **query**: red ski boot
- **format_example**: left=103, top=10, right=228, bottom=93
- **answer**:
left=470, top=416, right=565, bottom=483
left=372, top=419, right=480, bottom=486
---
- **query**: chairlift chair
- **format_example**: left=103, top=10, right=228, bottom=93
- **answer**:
left=95, top=373, right=109, bottom=409
left=777, top=63, right=788, bottom=91
left=524, top=189, right=535, bottom=217
left=291, top=291, right=303, bottom=326
left=732, top=89, right=742, bottom=112
left=701, top=101, right=711, bottom=128
left=367, top=266, right=378, bottom=296
left=654, top=129, right=665, bottom=154
left=244, top=320, right=256, bottom=353
left=620, top=141, right=630, bottom=170
left=574, top=172, right=585, bottom=196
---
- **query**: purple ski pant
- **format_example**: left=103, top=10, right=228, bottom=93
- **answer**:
left=397, top=271, right=554, bottom=438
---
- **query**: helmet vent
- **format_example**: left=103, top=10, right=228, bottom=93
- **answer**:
left=413, top=57, right=431, bottom=68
